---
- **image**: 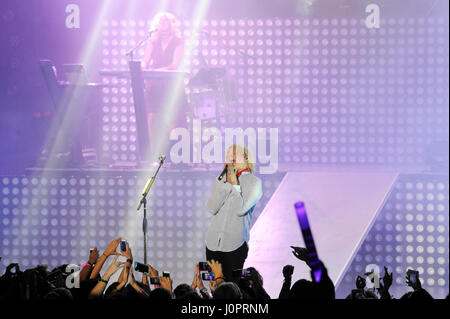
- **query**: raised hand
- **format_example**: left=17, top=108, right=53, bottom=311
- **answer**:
left=88, top=255, right=124, bottom=299
left=227, top=164, right=239, bottom=185
left=356, top=275, right=366, bottom=289
left=121, top=241, right=133, bottom=261
left=191, top=275, right=198, bottom=289
left=103, top=238, right=122, bottom=257
left=290, top=246, right=311, bottom=266
left=128, top=267, right=148, bottom=296
left=129, top=266, right=136, bottom=285
left=209, top=279, right=218, bottom=294
left=142, top=263, right=158, bottom=285
left=88, top=247, right=99, bottom=265
left=207, top=259, right=223, bottom=278
left=148, top=264, right=159, bottom=277
left=89, top=238, right=121, bottom=280
left=191, top=264, right=199, bottom=289
left=159, top=276, right=173, bottom=294
left=372, top=266, right=393, bottom=299
left=381, top=266, right=393, bottom=290
left=5, top=263, right=20, bottom=276
left=197, top=275, right=206, bottom=291
left=104, top=255, right=124, bottom=278
left=282, top=265, right=294, bottom=280
left=191, top=264, right=206, bottom=291
left=406, top=269, right=421, bottom=290
left=80, top=248, right=99, bottom=281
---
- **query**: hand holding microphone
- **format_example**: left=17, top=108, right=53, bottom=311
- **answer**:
left=219, top=163, right=237, bottom=184
left=226, top=164, right=239, bottom=185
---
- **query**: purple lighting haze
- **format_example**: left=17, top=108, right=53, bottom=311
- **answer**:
left=0, top=0, right=448, bottom=301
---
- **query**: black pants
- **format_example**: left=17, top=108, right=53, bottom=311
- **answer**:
left=206, top=242, right=249, bottom=283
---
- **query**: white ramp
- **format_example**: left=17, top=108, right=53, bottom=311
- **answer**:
left=244, top=171, right=398, bottom=298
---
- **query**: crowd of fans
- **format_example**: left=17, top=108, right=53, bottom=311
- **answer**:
left=0, top=237, right=446, bottom=300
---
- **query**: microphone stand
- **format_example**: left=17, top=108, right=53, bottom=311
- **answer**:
left=137, top=155, right=165, bottom=264
left=126, top=30, right=155, bottom=61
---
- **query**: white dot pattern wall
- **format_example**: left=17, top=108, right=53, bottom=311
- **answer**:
left=336, top=174, right=449, bottom=299
left=100, top=17, right=449, bottom=166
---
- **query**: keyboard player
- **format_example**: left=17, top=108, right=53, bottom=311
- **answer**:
left=142, top=12, right=186, bottom=161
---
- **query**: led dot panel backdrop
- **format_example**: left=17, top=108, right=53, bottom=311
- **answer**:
left=99, top=17, right=449, bottom=166
left=336, top=173, right=449, bottom=299
left=1, top=172, right=447, bottom=297
left=0, top=171, right=284, bottom=286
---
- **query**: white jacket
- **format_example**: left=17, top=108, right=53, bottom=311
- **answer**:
left=205, top=172, right=263, bottom=252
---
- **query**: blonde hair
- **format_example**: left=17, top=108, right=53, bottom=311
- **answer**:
left=228, top=144, right=255, bottom=173
left=150, top=12, right=181, bottom=39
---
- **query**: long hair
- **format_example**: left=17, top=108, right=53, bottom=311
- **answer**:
left=150, top=12, right=181, bottom=40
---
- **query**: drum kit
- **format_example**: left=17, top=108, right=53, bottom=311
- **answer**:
left=186, top=66, right=237, bottom=125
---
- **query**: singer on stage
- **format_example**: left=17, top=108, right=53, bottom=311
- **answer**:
left=142, top=12, right=186, bottom=160
left=205, top=145, right=263, bottom=282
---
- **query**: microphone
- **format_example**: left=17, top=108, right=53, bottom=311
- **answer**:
left=148, top=28, right=158, bottom=35
left=218, top=164, right=228, bottom=181
left=137, top=154, right=166, bottom=210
